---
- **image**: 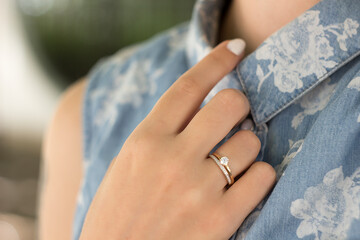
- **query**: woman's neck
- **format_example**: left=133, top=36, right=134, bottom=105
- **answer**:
left=219, top=0, right=321, bottom=56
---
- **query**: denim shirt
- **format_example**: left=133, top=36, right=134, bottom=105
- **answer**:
left=72, top=0, right=360, bottom=239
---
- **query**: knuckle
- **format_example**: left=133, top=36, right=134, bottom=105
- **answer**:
left=208, top=52, right=232, bottom=71
left=142, top=113, right=169, bottom=134
left=216, top=88, right=248, bottom=112
left=177, top=76, right=201, bottom=97
left=251, top=161, right=277, bottom=183
left=127, top=130, right=158, bottom=154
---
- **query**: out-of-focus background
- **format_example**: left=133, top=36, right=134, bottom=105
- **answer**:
left=0, top=0, right=194, bottom=239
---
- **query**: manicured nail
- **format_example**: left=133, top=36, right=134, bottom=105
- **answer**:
left=227, top=39, right=246, bottom=56
left=240, top=118, right=254, bottom=131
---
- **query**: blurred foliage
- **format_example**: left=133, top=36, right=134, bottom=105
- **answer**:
left=17, top=0, right=195, bottom=87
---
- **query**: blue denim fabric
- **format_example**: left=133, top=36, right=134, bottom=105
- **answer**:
left=72, top=0, right=360, bottom=239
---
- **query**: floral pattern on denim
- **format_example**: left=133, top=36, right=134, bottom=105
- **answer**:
left=255, top=11, right=359, bottom=93
left=92, top=59, right=163, bottom=126
left=291, top=78, right=336, bottom=129
left=290, top=166, right=360, bottom=239
left=348, top=76, right=360, bottom=91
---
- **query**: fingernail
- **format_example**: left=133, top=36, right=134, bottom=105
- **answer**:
left=240, top=118, right=254, bottom=131
left=227, top=39, right=246, bottom=56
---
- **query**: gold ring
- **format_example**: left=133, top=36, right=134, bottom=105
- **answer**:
left=209, top=152, right=235, bottom=186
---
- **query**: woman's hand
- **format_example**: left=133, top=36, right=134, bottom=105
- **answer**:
left=79, top=39, right=276, bottom=240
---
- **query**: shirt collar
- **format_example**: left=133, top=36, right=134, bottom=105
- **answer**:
left=186, top=0, right=360, bottom=125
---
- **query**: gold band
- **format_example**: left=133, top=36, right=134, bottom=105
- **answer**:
left=212, top=152, right=234, bottom=186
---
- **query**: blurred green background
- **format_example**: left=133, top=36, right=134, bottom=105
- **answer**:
left=0, top=1, right=195, bottom=239
left=18, top=0, right=195, bottom=87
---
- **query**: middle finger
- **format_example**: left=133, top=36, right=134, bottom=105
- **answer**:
left=178, top=88, right=250, bottom=158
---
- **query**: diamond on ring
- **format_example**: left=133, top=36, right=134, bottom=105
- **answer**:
left=220, top=156, right=229, bottom=165
left=209, top=153, right=234, bottom=186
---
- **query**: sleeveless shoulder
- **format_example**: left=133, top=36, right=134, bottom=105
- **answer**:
left=82, top=22, right=190, bottom=160
left=73, top=22, right=191, bottom=239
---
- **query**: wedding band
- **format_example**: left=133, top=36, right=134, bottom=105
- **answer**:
left=209, top=153, right=235, bottom=186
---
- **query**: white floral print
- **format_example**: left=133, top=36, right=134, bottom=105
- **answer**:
left=337, top=19, right=359, bottom=51
left=347, top=77, right=360, bottom=123
left=290, top=166, right=360, bottom=240
left=275, top=139, right=304, bottom=180
left=347, top=76, right=360, bottom=91
left=92, top=59, right=163, bottom=126
left=291, top=78, right=336, bottom=129
left=255, top=11, right=359, bottom=93
left=167, top=26, right=188, bottom=57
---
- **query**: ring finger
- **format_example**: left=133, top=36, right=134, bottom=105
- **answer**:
left=178, top=88, right=250, bottom=158
left=202, top=129, right=261, bottom=191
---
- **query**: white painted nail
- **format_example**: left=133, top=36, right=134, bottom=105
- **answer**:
left=227, top=39, right=246, bottom=56
left=240, top=118, right=254, bottom=131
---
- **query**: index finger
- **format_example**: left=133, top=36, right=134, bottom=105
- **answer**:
left=147, top=39, right=246, bottom=134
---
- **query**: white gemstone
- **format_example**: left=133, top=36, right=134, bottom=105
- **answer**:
left=220, top=157, right=229, bottom=165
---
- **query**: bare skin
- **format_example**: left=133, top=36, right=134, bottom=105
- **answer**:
left=39, top=80, right=85, bottom=240
left=40, top=0, right=322, bottom=239
left=219, top=0, right=321, bottom=55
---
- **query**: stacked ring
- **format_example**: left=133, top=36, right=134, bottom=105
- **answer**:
left=208, top=153, right=235, bottom=186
